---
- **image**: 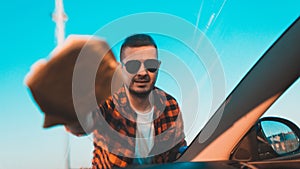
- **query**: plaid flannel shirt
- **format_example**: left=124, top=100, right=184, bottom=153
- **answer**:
left=91, top=86, right=186, bottom=169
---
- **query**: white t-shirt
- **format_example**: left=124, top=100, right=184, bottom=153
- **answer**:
left=134, top=107, right=155, bottom=164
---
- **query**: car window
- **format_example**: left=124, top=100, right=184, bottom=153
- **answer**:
left=262, top=77, right=300, bottom=128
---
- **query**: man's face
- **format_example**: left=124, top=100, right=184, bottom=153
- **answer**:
left=121, top=46, right=160, bottom=96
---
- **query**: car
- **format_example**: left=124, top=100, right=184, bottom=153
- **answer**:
left=121, top=17, right=300, bottom=169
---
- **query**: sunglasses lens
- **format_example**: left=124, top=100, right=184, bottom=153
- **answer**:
left=144, top=59, right=160, bottom=72
left=125, top=60, right=141, bottom=74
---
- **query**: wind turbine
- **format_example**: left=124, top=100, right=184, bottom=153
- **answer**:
left=52, top=0, right=70, bottom=169
left=52, top=0, right=68, bottom=47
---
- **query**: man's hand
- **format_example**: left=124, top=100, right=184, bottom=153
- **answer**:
left=25, top=35, right=121, bottom=129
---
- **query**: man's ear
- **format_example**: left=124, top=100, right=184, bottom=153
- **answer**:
left=110, top=63, right=124, bottom=94
left=120, top=64, right=128, bottom=77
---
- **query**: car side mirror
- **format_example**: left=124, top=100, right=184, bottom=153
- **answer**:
left=230, top=117, right=300, bottom=162
left=260, top=118, right=300, bottom=155
left=259, top=117, right=300, bottom=156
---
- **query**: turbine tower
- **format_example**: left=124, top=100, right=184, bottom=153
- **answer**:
left=52, top=0, right=68, bottom=47
left=52, top=1, right=70, bottom=169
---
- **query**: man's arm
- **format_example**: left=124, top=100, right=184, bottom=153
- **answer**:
left=64, top=111, right=95, bottom=136
left=65, top=98, right=113, bottom=136
left=167, top=138, right=187, bottom=161
left=166, top=110, right=187, bottom=162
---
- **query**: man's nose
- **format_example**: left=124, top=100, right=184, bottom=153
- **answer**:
left=136, top=63, right=148, bottom=75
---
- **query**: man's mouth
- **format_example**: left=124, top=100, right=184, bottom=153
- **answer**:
left=134, top=80, right=150, bottom=83
left=133, top=76, right=150, bottom=83
left=133, top=75, right=150, bottom=84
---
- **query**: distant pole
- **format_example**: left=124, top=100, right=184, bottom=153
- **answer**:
left=53, top=0, right=68, bottom=47
left=52, top=1, right=70, bottom=169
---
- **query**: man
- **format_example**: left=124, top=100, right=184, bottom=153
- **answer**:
left=68, top=34, right=186, bottom=169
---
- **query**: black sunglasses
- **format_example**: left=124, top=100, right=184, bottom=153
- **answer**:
left=123, top=59, right=161, bottom=74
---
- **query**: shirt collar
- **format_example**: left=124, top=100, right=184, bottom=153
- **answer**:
left=112, top=86, right=167, bottom=121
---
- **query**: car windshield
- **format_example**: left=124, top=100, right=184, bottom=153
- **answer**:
left=0, top=0, right=299, bottom=168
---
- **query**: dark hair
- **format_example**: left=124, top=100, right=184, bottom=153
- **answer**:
left=120, top=34, right=157, bottom=61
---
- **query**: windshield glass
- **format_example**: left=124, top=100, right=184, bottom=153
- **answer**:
left=0, top=0, right=299, bottom=168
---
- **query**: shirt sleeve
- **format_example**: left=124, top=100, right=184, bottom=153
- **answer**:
left=167, top=110, right=187, bottom=162
left=65, top=96, right=114, bottom=136
left=64, top=110, right=97, bottom=136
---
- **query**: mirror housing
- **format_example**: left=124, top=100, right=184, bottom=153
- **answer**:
left=260, top=117, right=300, bottom=155
left=230, top=117, right=300, bottom=161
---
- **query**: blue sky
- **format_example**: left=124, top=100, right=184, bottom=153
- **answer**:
left=0, top=0, right=299, bottom=168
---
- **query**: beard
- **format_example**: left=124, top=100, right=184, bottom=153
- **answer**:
left=128, top=85, right=153, bottom=97
left=127, top=74, right=155, bottom=98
